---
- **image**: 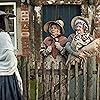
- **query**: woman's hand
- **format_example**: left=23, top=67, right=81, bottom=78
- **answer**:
left=55, top=42, right=63, bottom=51
left=46, top=46, right=52, bottom=53
left=78, top=52, right=87, bottom=59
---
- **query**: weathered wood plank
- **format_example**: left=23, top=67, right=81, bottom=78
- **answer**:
left=96, top=63, right=100, bottom=100
left=75, top=62, right=79, bottom=100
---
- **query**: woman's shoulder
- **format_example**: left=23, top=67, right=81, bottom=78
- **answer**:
left=44, top=36, right=52, bottom=41
left=60, top=35, right=67, bottom=38
left=43, top=36, right=53, bottom=44
left=68, top=33, right=75, bottom=38
left=0, top=32, right=10, bottom=40
left=68, top=33, right=75, bottom=42
left=59, top=35, right=68, bottom=42
left=0, top=32, right=10, bottom=37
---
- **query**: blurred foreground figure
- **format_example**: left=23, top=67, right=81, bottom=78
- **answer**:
left=0, top=10, right=23, bottom=100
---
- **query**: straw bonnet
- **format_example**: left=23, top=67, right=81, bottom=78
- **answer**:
left=71, top=16, right=89, bottom=31
left=44, top=20, right=64, bottom=33
left=0, top=10, right=16, bottom=17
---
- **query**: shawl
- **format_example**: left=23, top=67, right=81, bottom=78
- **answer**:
left=66, top=32, right=94, bottom=65
left=71, top=32, right=94, bottom=51
left=0, top=31, right=16, bottom=73
left=0, top=31, right=23, bottom=94
left=43, top=35, right=68, bottom=59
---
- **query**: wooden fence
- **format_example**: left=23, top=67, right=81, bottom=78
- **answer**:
left=18, top=56, right=100, bottom=100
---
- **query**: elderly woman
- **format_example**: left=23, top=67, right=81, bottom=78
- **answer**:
left=65, top=16, right=94, bottom=58
left=40, top=19, right=68, bottom=100
left=64, top=16, right=97, bottom=100
left=0, top=11, right=23, bottom=100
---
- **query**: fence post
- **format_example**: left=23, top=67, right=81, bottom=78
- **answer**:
left=59, top=62, right=62, bottom=100
left=86, top=57, right=94, bottom=100
left=35, top=62, right=39, bottom=100
left=67, top=63, right=71, bottom=100
left=75, top=62, right=79, bottom=100
left=96, top=63, right=100, bottom=100
left=21, top=56, right=28, bottom=100
left=51, top=62, right=54, bottom=100
left=83, top=59, right=87, bottom=100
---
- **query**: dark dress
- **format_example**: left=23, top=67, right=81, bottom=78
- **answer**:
left=0, top=73, right=23, bottom=100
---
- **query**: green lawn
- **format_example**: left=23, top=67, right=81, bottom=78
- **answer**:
left=30, top=78, right=41, bottom=100
left=30, top=79, right=35, bottom=100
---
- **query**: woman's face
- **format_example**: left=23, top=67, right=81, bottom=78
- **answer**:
left=49, top=24, right=61, bottom=37
left=75, top=23, right=84, bottom=35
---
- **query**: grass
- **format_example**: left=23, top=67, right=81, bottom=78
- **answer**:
left=30, top=79, right=35, bottom=100
left=30, top=78, right=42, bottom=100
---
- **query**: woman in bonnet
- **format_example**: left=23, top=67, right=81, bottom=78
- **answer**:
left=64, top=16, right=98, bottom=99
left=40, top=19, right=68, bottom=100
left=0, top=10, right=23, bottom=100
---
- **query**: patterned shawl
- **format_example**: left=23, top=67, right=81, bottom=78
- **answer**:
left=71, top=31, right=94, bottom=51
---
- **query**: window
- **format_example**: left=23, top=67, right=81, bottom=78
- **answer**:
left=0, top=2, right=16, bottom=49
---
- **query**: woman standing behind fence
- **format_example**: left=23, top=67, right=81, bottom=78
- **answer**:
left=0, top=10, right=23, bottom=100
left=64, top=16, right=97, bottom=100
left=40, top=19, right=68, bottom=100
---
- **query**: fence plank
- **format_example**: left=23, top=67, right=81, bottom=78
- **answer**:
left=21, top=56, right=28, bottom=100
left=59, top=62, right=62, bottom=100
left=67, top=63, right=71, bottom=100
left=41, top=62, right=45, bottom=100
left=83, top=59, right=87, bottom=100
left=51, top=62, right=54, bottom=100
left=86, top=58, right=94, bottom=100
left=75, top=62, right=79, bottom=100
left=35, top=62, right=39, bottom=100
left=96, top=63, right=100, bottom=100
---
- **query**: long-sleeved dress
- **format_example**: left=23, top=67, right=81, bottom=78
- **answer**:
left=65, top=32, right=96, bottom=100
left=40, top=35, right=68, bottom=100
